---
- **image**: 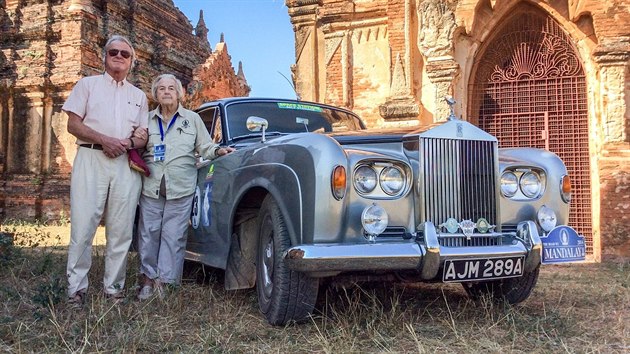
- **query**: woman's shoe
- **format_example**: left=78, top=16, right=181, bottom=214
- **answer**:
left=137, top=285, right=154, bottom=300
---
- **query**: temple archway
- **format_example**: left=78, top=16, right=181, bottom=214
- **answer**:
left=469, top=4, right=593, bottom=255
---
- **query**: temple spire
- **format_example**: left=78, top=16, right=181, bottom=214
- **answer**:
left=195, top=9, right=210, bottom=50
left=237, top=61, right=245, bottom=80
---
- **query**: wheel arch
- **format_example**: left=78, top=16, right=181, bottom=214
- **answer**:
left=224, top=169, right=302, bottom=291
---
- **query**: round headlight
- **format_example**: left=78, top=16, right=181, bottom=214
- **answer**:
left=380, top=166, right=405, bottom=195
left=520, top=171, right=542, bottom=198
left=361, top=203, right=389, bottom=236
left=500, top=171, right=518, bottom=197
left=354, top=165, right=377, bottom=193
left=537, top=205, right=557, bottom=232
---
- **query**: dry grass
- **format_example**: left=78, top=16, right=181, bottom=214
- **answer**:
left=1, top=222, right=628, bottom=353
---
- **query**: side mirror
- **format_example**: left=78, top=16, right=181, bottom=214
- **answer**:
left=246, top=116, right=269, bottom=142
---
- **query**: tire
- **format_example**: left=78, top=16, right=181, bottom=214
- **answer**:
left=462, top=265, right=540, bottom=304
left=255, top=196, right=319, bottom=325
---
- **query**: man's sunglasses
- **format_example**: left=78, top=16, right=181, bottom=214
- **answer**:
left=107, top=49, right=132, bottom=59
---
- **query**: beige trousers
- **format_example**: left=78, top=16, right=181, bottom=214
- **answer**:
left=66, top=147, right=141, bottom=296
left=137, top=193, right=194, bottom=285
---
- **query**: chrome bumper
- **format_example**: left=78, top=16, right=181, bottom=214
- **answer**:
left=283, top=221, right=542, bottom=278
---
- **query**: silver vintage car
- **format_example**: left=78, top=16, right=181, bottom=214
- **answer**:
left=187, top=97, right=574, bottom=325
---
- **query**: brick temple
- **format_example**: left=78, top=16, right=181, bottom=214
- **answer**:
left=0, top=0, right=249, bottom=221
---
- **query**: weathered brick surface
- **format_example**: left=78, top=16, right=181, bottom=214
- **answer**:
left=599, top=146, right=630, bottom=258
left=186, top=42, right=250, bottom=109
left=0, top=0, right=248, bottom=221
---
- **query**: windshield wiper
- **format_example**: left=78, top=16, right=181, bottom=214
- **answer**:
left=230, top=131, right=289, bottom=142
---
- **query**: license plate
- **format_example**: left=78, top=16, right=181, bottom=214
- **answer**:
left=442, top=256, right=525, bottom=282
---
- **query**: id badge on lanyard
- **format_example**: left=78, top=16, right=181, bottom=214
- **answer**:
left=154, top=112, right=178, bottom=162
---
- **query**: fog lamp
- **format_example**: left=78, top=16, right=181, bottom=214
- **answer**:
left=537, top=205, right=557, bottom=232
left=361, top=203, right=388, bottom=240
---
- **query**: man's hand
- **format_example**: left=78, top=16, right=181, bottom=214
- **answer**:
left=67, top=112, right=128, bottom=158
left=101, top=136, right=128, bottom=158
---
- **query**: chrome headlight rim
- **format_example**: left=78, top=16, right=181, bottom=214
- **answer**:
left=520, top=171, right=542, bottom=198
left=379, top=165, right=405, bottom=196
left=500, top=171, right=519, bottom=197
left=353, top=165, right=377, bottom=194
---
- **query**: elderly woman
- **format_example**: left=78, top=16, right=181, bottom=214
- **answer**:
left=136, top=73, right=234, bottom=300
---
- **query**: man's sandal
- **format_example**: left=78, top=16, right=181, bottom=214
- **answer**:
left=68, top=291, right=86, bottom=308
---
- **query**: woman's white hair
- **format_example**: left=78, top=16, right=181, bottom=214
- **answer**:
left=102, top=35, right=137, bottom=69
left=151, top=74, right=184, bottom=102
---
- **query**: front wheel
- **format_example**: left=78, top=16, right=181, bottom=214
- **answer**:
left=462, top=266, right=540, bottom=304
left=255, top=196, right=319, bottom=325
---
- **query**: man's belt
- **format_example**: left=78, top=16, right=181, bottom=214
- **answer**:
left=79, top=144, right=103, bottom=150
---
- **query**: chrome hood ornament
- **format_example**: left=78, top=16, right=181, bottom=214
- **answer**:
left=446, top=96, right=458, bottom=121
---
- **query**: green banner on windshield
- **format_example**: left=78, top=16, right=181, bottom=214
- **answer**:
left=277, top=102, right=323, bottom=112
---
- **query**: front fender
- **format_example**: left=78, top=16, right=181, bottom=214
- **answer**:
left=228, top=163, right=303, bottom=246
left=498, top=148, right=570, bottom=226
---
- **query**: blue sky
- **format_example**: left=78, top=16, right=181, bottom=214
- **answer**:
left=173, top=0, right=297, bottom=99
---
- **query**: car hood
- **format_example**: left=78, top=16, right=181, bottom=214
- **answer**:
left=329, top=125, right=439, bottom=144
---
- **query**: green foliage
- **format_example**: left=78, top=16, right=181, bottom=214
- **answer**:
left=0, top=232, right=15, bottom=265
left=32, top=275, right=66, bottom=312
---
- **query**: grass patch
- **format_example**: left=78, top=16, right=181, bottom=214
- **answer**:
left=0, top=222, right=628, bottom=352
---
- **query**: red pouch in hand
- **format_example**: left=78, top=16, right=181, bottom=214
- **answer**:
left=128, top=149, right=150, bottom=177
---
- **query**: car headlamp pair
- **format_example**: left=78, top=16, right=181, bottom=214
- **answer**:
left=500, top=170, right=542, bottom=198
left=354, top=164, right=405, bottom=196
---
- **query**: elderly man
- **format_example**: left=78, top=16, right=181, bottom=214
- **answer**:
left=63, top=35, right=149, bottom=305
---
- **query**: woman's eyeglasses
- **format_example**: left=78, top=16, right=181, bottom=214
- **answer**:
left=107, top=49, right=131, bottom=59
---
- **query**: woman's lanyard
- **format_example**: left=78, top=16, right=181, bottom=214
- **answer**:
left=158, top=112, right=179, bottom=142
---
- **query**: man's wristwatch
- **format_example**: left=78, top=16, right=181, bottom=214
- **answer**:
left=129, top=138, right=135, bottom=149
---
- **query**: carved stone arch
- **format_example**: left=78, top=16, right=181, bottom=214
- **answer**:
left=468, top=3, right=594, bottom=256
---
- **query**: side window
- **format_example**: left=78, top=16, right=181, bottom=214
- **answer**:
left=212, top=114, right=223, bottom=144
left=198, top=107, right=223, bottom=144
left=198, top=107, right=216, bottom=133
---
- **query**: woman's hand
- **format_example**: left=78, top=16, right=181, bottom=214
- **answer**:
left=132, top=126, right=148, bottom=140
left=216, top=146, right=235, bottom=157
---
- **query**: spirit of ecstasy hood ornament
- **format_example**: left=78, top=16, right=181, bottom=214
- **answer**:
left=446, top=96, right=458, bottom=121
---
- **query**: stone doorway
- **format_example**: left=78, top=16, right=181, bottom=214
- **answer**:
left=468, top=5, right=593, bottom=255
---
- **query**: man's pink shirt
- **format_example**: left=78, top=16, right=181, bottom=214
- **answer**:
left=62, top=72, right=149, bottom=144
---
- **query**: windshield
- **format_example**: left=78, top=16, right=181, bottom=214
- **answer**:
left=226, top=101, right=364, bottom=140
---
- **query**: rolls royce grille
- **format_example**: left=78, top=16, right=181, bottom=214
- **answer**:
left=421, top=138, right=498, bottom=229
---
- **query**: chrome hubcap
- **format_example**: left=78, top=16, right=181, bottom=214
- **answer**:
left=262, top=235, right=274, bottom=298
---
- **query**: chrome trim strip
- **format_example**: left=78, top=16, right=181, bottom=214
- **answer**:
left=283, top=242, right=424, bottom=273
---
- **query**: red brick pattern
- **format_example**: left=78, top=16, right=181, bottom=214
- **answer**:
left=0, top=0, right=247, bottom=220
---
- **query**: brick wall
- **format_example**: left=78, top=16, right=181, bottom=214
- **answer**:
left=0, top=0, right=247, bottom=220
left=599, top=145, right=630, bottom=258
